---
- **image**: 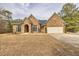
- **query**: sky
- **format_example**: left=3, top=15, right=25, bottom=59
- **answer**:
left=0, top=3, right=79, bottom=20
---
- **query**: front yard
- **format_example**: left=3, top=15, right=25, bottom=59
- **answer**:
left=0, top=33, right=79, bottom=56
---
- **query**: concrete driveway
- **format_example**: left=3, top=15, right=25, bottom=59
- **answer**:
left=50, top=33, right=79, bottom=48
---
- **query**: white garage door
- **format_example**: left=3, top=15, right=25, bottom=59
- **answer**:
left=47, top=27, right=64, bottom=33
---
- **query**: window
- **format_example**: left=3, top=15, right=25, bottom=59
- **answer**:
left=16, top=26, right=18, bottom=32
left=32, top=25, right=37, bottom=32
left=16, top=25, right=21, bottom=32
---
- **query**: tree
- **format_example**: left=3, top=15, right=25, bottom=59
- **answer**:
left=0, top=8, right=13, bottom=33
left=60, top=3, right=79, bottom=32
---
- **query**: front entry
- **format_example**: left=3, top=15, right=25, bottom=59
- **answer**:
left=24, top=24, right=29, bottom=32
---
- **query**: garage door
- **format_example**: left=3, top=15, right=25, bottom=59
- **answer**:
left=47, top=27, right=64, bottom=33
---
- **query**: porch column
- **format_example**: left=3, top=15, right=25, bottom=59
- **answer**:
left=13, top=25, right=17, bottom=33
left=29, top=24, right=31, bottom=33
left=21, top=24, right=24, bottom=33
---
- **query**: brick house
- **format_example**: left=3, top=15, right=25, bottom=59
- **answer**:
left=12, top=13, right=65, bottom=33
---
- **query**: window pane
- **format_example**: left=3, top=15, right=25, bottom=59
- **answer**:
left=32, top=25, right=37, bottom=32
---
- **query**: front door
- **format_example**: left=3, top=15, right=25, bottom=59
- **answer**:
left=24, top=24, right=29, bottom=32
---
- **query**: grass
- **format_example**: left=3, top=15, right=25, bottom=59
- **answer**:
left=0, top=33, right=79, bottom=56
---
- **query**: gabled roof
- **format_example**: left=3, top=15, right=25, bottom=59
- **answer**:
left=28, top=14, right=40, bottom=25
left=11, top=13, right=66, bottom=26
left=23, top=17, right=32, bottom=24
left=46, top=13, right=65, bottom=27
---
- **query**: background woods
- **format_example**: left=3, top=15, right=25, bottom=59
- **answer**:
left=0, top=8, right=12, bottom=33
left=59, top=3, right=79, bottom=32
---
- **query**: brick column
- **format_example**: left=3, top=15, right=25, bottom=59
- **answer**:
left=29, top=24, right=31, bottom=33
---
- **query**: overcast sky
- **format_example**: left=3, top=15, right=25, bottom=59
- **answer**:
left=0, top=3, right=79, bottom=20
